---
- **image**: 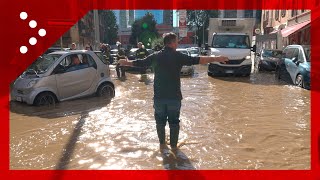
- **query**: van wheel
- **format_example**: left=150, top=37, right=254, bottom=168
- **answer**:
left=97, top=83, right=115, bottom=99
left=295, top=74, right=304, bottom=88
left=34, top=92, right=56, bottom=106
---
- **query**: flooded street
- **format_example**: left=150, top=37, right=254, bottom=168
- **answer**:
left=10, top=65, right=310, bottom=170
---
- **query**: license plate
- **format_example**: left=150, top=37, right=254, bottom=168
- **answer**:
left=225, top=70, right=234, bottom=73
left=16, top=97, right=22, bottom=102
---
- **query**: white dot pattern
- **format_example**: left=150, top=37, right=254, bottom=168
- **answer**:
left=29, top=37, right=37, bottom=45
left=38, top=29, right=46, bottom=37
left=20, top=12, right=28, bottom=20
left=19, top=12, right=47, bottom=54
left=20, top=46, right=28, bottom=54
left=29, top=20, right=37, bottom=28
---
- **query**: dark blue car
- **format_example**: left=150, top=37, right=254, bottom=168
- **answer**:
left=275, top=45, right=311, bottom=89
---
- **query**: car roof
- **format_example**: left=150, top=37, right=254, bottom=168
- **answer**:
left=286, top=45, right=310, bottom=49
left=262, top=49, right=282, bottom=51
left=214, top=33, right=247, bottom=35
left=49, top=50, right=93, bottom=55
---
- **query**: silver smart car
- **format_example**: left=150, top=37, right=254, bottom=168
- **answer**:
left=11, top=50, right=115, bottom=106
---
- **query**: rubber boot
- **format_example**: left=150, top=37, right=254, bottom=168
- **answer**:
left=169, top=124, right=180, bottom=149
left=156, top=125, right=166, bottom=145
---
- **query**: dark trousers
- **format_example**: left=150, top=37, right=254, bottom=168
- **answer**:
left=153, top=99, right=181, bottom=147
left=116, top=64, right=125, bottom=78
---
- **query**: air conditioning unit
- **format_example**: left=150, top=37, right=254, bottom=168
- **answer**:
left=218, top=19, right=245, bottom=29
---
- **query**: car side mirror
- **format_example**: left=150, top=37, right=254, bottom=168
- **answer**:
left=53, top=65, right=65, bottom=74
left=292, top=56, right=300, bottom=64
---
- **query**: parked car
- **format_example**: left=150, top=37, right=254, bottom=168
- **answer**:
left=11, top=50, right=115, bottom=106
left=125, top=48, right=154, bottom=73
left=255, top=49, right=282, bottom=71
left=187, top=48, right=200, bottom=57
left=127, top=48, right=154, bottom=60
left=275, top=45, right=310, bottom=89
left=110, top=49, right=118, bottom=63
left=176, top=48, right=194, bottom=76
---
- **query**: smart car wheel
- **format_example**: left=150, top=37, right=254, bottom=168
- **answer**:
left=97, top=83, right=115, bottom=99
left=295, top=74, right=304, bottom=88
left=34, top=92, right=56, bottom=106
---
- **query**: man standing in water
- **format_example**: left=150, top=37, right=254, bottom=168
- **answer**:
left=119, top=32, right=229, bottom=151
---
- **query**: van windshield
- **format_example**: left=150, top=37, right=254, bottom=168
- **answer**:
left=212, top=35, right=250, bottom=49
left=26, top=54, right=62, bottom=74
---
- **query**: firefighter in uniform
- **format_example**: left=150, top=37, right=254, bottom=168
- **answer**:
left=135, top=42, right=150, bottom=81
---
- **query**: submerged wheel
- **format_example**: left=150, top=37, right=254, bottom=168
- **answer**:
left=97, top=83, right=115, bottom=99
left=295, top=74, right=304, bottom=88
left=34, top=92, right=56, bottom=106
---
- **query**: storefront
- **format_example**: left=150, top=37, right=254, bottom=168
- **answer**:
left=281, top=20, right=310, bottom=46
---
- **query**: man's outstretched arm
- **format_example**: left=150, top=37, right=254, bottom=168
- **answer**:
left=199, top=56, right=229, bottom=64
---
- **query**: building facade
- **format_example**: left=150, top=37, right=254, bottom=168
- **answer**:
left=257, top=7, right=313, bottom=51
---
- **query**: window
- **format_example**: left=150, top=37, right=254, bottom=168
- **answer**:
left=291, top=10, right=298, bottom=17
left=212, top=35, right=250, bottom=49
left=275, top=10, right=279, bottom=21
left=85, top=54, right=97, bottom=68
left=244, top=10, right=254, bottom=18
left=284, top=48, right=297, bottom=59
left=291, top=48, right=299, bottom=60
left=298, top=49, right=304, bottom=62
left=224, top=10, right=237, bottom=18
left=60, top=54, right=93, bottom=72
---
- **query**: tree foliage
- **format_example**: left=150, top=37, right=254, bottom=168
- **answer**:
left=186, top=10, right=219, bottom=45
left=99, top=10, right=119, bottom=44
left=130, top=12, right=159, bottom=48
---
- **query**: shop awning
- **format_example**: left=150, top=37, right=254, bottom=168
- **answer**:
left=281, top=20, right=310, bottom=37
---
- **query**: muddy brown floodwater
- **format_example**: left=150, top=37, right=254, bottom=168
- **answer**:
left=10, top=65, right=310, bottom=170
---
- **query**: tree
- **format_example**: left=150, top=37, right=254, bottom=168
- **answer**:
left=151, top=37, right=164, bottom=50
left=186, top=10, right=219, bottom=46
left=130, top=12, right=159, bottom=48
left=99, top=10, right=118, bottom=44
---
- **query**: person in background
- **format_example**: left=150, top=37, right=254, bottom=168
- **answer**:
left=116, top=43, right=127, bottom=79
left=70, top=43, right=77, bottom=50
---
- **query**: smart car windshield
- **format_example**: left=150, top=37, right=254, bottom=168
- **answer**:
left=212, top=35, right=250, bottom=49
left=27, top=54, right=62, bottom=74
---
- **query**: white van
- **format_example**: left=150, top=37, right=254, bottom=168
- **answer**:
left=208, top=33, right=255, bottom=76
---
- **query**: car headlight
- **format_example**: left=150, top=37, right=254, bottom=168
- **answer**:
left=27, top=80, right=38, bottom=88
left=245, top=56, right=251, bottom=60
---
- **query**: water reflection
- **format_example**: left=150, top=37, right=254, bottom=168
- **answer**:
left=10, top=65, right=310, bottom=170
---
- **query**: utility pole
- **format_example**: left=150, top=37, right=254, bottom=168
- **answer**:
left=93, top=9, right=100, bottom=47
left=202, top=25, right=205, bottom=46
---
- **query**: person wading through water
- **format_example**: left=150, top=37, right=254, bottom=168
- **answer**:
left=119, top=32, right=229, bottom=152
